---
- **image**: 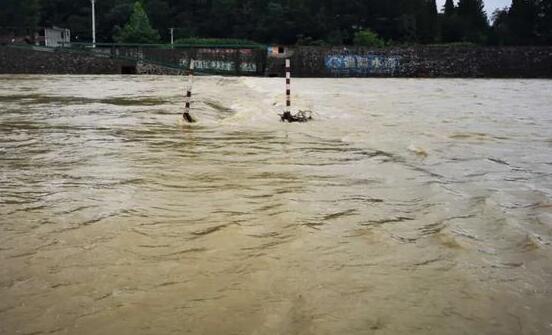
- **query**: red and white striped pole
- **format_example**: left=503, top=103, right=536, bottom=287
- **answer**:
left=283, top=58, right=292, bottom=120
left=183, top=59, right=195, bottom=123
left=281, top=58, right=311, bottom=123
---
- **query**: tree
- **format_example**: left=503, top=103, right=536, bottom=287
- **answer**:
left=441, top=0, right=463, bottom=43
left=507, top=0, right=538, bottom=45
left=416, top=0, right=440, bottom=43
left=490, top=7, right=510, bottom=45
left=443, top=0, right=455, bottom=16
left=1, top=0, right=545, bottom=47
left=536, top=0, right=552, bottom=44
left=353, top=29, right=385, bottom=47
left=456, top=0, right=489, bottom=43
left=114, top=1, right=161, bottom=43
left=490, top=0, right=541, bottom=45
left=100, top=2, right=135, bottom=43
left=205, top=0, right=236, bottom=39
left=256, top=2, right=293, bottom=44
left=0, top=0, right=40, bottom=33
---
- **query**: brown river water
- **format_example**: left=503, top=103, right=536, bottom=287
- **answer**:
left=1, top=75, right=552, bottom=334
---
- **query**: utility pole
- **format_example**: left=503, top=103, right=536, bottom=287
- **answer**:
left=91, top=0, right=96, bottom=47
left=170, top=28, right=175, bottom=47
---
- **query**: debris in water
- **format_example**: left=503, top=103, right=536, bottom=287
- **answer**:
left=281, top=110, right=313, bottom=123
left=408, top=144, right=428, bottom=157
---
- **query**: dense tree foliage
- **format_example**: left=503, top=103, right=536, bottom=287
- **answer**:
left=441, top=0, right=463, bottom=42
left=353, top=29, right=385, bottom=48
left=537, top=0, right=552, bottom=44
left=456, top=0, right=489, bottom=43
left=1, top=0, right=551, bottom=46
left=491, top=0, right=550, bottom=46
left=0, top=0, right=40, bottom=34
left=114, top=2, right=160, bottom=43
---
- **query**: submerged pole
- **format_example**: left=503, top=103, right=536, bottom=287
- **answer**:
left=283, top=58, right=292, bottom=120
left=280, top=58, right=312, bottom=123
left=183, top=59, right=196, bottom=123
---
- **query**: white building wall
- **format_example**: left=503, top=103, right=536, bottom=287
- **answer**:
left=45, top=27, right=70, bottom=47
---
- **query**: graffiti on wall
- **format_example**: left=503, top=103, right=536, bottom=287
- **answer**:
left=325, top=54, right=400, bottom=75
left=189, top=48, right=258, bottom=72
left=197, top=48, right=255, bottom=56
left=194, top=60, right=234, bottom=72
left=181, top=59, right=257, bottom=73
left=240, top=62, right=257, bottom=72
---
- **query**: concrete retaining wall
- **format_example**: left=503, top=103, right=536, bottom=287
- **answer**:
left=0, top=45, right=268, bottom=76
left=0, top=46, right=134, bottom=74
left=2, top=45, right=552, bottom=78
left=267, top=46, right=552, bottom=78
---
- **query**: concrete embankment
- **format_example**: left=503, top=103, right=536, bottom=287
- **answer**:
left=1, top=45, right=552, bottom=78
left=276, top=46, right=552, bottom=78
left=0, top=46, right=135, bottom=75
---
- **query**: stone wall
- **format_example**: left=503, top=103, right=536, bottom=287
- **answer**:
left=0, top=45, right=268, bottom=76
left=104, top=46, right=266, bottom=76
left=0, top=46, right=134, bottom=74
left=2, top=45, right=552, bottom=78
left=267, top=46, right=552, bottom=78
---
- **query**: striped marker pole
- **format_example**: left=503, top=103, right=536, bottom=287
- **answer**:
left=183, top=59, right=196, bottom=123
left=284, top=58, right=292, bottom=120
left=281, top=58, right=311, bottom=123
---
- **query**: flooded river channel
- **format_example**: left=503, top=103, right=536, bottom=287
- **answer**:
left=1, top=75, right=552, bottom=334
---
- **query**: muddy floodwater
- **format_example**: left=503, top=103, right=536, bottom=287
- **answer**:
left=1, top=75, right=552, bottom=334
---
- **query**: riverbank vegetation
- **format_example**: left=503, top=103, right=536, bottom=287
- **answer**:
left=0, top=0, right=550, bottom=46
